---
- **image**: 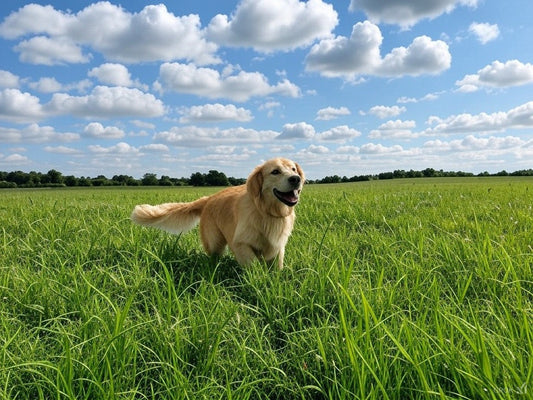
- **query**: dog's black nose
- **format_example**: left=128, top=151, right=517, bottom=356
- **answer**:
left=288, top=175, right=301, bottom=186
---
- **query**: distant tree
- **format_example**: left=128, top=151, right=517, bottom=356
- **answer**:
left=228, top=177, right=246, bottom=186
left=159, top=175, right=173, bottom=186
left=205, top=170, right=229, bottom=186
left=378, top=172, right=394, bottom=180
left=78, top=177, right=92, bottom=186
left=91, top=175, right=110, bottom=186
left=141, top=173, right=159, bottom=186
left=64, top=175, right=78, bottom=186
left=47, top=169, right=63, bottom=184
left=190, top=172, right=205, bottom=186
left=7, top=171, right=29, bottom=186
left=422, top=168, right=436, bottom=177
left=393, top=169, right=406, bottom=179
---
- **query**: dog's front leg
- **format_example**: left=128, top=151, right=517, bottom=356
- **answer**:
left=231, top=242, right=259, bottom=266
left=276, top=247, right=285, bottom=269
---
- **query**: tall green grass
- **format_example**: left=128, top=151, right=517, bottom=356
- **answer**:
left=1, top=178, right=532, bottom=399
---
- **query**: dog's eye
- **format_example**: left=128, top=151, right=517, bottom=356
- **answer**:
left=271, top=169, right=280, bottom=175
left=292, top=167, right=296, bottom=172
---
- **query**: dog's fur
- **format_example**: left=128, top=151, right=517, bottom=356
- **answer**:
left=131, top=158, right=304, bottom=268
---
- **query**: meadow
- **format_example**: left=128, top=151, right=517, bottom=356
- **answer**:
left=0, top=177, right=531, bottom=399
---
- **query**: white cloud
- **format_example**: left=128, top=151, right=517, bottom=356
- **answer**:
left=28, top=77, right=93, bottom=93
left=0, top=70, right=20, bottom=88
left=317, top=125, right=361, bottom=142
left=397, top=92, right=440, bottom=103
left=423, top=135, right=527, bottom=154
left=456, top=60, right=533, bottom=92
left=156, top=62, right=300, bottom=102
left=278, top=122, right=316, bottom=139
left=316, top=106, right=350, bottom=120
left=368, top=105, right=406, bottom=119
left=0, top=153, right=29, bottom=165
left=88, top=63, right=147, bottom=90
left=131, top=120, right=156, bottom=130
left=46, top=86, right=165, bottom=118
left=207, top=0, right=337, bottom=52
left=43, top=145, right=81, bottom=154
left=139, top=144, right=169, bottom=152
left=424, top=101, right=533, bottom=135
left=15, top=36, right=90, bottom=65
left=369, top=120, right=417, bottom=139
left=28, top=77, right=62, bottom=93
left=349, top=0, right=479, bottom=29
left=83, top=122, right=125, bottom=139
left=360, top=143, right=404, bottom=154
left=0, top=3, right=219, bottom=65
left=305, top=21, right=450, bottom=79
left=469, top=22, right=500, bottom=44
left=0, top=88, right=45, bottom=122
left=179, top=103, right=253, bottom=123
left=154, top=126, right=279, bottom=147
left=377, top=36, right=451, bottom=77
left=88, top=141, right=139, bottom=155
left=0, top=123, right=79, bottom=143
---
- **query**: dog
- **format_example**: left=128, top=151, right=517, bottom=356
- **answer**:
left=131, top=158, right=304, bottom=268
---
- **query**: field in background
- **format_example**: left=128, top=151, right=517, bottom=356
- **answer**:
left=1, top=178, right=532, bottom=399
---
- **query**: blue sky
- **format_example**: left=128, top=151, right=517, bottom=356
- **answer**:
left=0, top=0, right=532, bottom=179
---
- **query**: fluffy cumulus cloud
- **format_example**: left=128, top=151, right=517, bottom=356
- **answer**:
left=317, top=125, right=361, bottom=142
left=46, top=86, right=165, bottom=118
left=154, top=126, right=279, bottom=147
left=88, top=141, right=140, bottom=155
left=349, top=0, right=479, bottom=29
left=0, top=70, right=20, bottom=88
left=0, top=153, right=29, bottom=166
left=179, top=103, right=253, bottom=123
left=423, top=135, right=527, bottom=154
left=469, top=22, right=500, bottom=44
left=207, top=0, right=338, bottom=52
left=456, top=60, right=533, bottom=92
left=369, top=120, right=417, bottom=139
left=14, top=36, right=90, bottom=65
left=0, top=123, right=79, bottom=143
left=367, top=105, right=406, bottom=119
left=360, top=142, right=404, bottom=154
left=424, top=101, right=533, bottom=135
left=0, top=3, right=218, bottom=65
left=0, top=88, right=45, bottom=122
left=316, top=106, right=351, bottom=120
left=278, top=122, right=316, bottom=139
left=83, top=122, right=125, bottom=139
left=305, top=21, right=450, bottom=79
left=88, top=63, right=146, bottom=89
left=156, top=63, right=300, bottom=102
left=43, top=145, right=81, bottom=154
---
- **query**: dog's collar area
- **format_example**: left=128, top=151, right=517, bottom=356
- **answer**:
left=273, top=188, right=299, bottom=207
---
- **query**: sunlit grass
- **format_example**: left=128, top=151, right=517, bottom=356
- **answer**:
left=1, top=178, right=532, bottom=399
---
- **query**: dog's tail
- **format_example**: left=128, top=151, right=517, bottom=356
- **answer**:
left=131, top=196, right=209, bottom=234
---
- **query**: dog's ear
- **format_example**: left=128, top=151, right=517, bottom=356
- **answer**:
left=295, top=162, right=305, bottom=184
left=246, top=165, right=263, bottom=198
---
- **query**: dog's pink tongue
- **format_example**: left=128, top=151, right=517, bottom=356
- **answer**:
left=283, top=190, right=299, bottom=203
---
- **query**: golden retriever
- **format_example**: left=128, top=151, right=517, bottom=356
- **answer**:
left=131, top=158, right=304, bottom=268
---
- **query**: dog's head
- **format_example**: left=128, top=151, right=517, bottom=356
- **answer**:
left=247, top=158, right=305, bottom=217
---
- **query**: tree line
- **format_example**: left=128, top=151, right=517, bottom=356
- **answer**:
left=0, top=169, right=245, bottom=189
left=314, top=167, right=533, bottom=184
left=1, top=167, right=532, bottom=189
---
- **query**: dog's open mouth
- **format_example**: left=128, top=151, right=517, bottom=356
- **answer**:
left=273, top=189, right=299, bottom=207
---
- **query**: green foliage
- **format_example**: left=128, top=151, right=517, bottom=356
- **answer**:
left=1, top=179, right=532, bottom=399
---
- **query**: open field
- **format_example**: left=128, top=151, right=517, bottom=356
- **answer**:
left=1, top=178, right=532, bottom=399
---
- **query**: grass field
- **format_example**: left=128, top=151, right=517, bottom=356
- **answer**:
left=1, top=178, right=532, bottom=399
